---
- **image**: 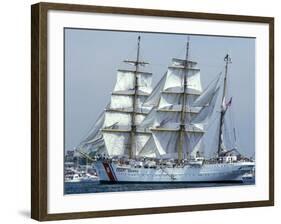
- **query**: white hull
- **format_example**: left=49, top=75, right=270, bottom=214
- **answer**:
left=93, top=160, right=255, bottom=183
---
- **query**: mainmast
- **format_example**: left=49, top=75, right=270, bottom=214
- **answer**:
left=178, top=37, right=190, bottom=161
left=217, top=54, right=231, bottom=156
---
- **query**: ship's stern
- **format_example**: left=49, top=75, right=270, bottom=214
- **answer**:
left=235, top=161, right=255, bottom=181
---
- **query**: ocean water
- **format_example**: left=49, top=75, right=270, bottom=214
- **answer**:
left=64, top=180, right=255, bottom=194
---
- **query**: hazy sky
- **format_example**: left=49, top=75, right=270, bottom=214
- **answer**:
left=64, top=28, right=255, bottom=158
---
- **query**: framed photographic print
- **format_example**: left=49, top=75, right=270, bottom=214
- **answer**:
left=31, top=2, right=274, bottom=221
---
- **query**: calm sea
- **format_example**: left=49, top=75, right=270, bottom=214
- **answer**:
left=64, top=180, right=255, bottom=194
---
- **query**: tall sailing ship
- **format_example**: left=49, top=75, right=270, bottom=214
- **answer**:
left=77, top=36, right=254, bottom=183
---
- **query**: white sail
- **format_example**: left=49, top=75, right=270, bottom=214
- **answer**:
left=137, top=72, right=153, bottom=94
left=113, top=70, right=152, bottom=95
left=104, top=111, right=131, bottom=129
left=140, top=109, right=181, bottom=130
left=221, top=114, right=236, bottom=150
left=113, top=70, right=134, bottom=93
left=163, top=66, right=202, bottom=95
left=135, top=133, right=151, bottom=155
left=152, top=131, right=179, bottom=155
left=186, top=123, right=205, bottom=133
left=186, top=132, right=204, bottom=158
left=109, top=95, right=149, bottom=113
left=110, top=95, right=133, bottom=111
left=138, top=136, right=164, bottom=158
left=151, top=130, right=203, bottom=158
left=186, top=69, right=202, bottom=94
left=154, top=111, right=181, bottom=129
left=141, top=109, right=200, bottom=131
left=79, top=136, right=105, bottom=156
left=185, top=94, right=199, bottom=107
left=103, top=132, right=130, bottom=156
left=82, top=134, right=103, bottom=147
left=135, top=95, right=150, bottom=113
left=77, top=112, right=105, bottom=154
left=149, top=128, right=205, bottom=158
left=139, top=106, right=187, bottom=132
left=135, top=114, right=146, bottom=125
left=163, top=67, right=183, bottom=92
left=79, top=112, right=104, bottom=145
left=192, top=73, right=221, bottom=107
left=143, top=73, right=167, bottom=107
left=158, top=92, right=182, bottom=110
left=158, top=93, right=200, bottom=112
left=138, top=109, right=157, bottom=130
left=191, top=87, right=220, bottom=125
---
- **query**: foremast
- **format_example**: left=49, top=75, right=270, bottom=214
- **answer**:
left=178, top=38, right=190, bottom=161
left=100, top=36, right=152, bottom=158
left=128, top=36, right=148, bottom=159
left=217, top=54, right=232, bottom=156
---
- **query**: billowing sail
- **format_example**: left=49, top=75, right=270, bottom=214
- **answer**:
left=110, top=95, right=133, bottom=111
left=113, top=70, right=152, bottom=95
left=163, top=66, right=202, bottom=94
left=109, top=95, right=149, bottom=113
left=104, top=111, right=131, bottom=130
left=138, top=136, right=164, bottom=158
left=221, top=112, right=236, bottom=151
left=191, top=87, right=220, bottom=125
left=192, top=73, right=221, bottom=107
left=152, top=131, right=179, bottom=157
left=143, top=73, right=166, bottom=107
left=135, top=133, right=151, bottom=155
left=158, top=93, right=201, bottom=112
left=103, top=132, right=130, bottom=156
left=150, top=130, right=204, bottom=158
left=138, top=109, right=157, bottom=131
left=186, top=132, right=204, bottom=158
left=77, top=112, right=106, bottom=155
left=163, top=67, right=183, bottom=92
left=158, top=92, right=182, bottom=110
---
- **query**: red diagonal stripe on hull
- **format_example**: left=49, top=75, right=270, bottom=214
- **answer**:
left=102, top=162, right=115, bottom=181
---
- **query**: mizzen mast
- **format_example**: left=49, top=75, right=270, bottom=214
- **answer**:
left=217, top=54, right=232, bottom=156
